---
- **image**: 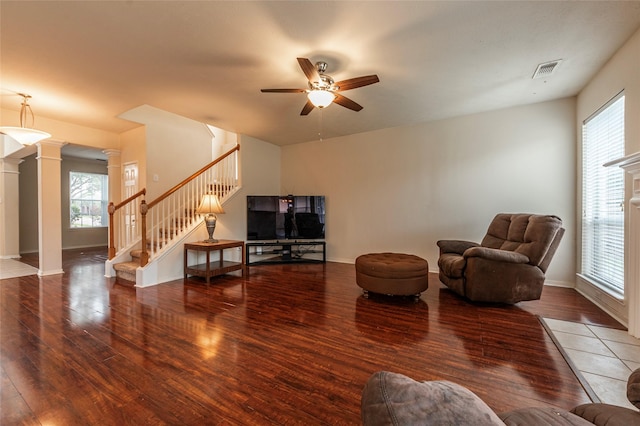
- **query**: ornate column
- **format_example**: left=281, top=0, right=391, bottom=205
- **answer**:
left=0, top=158, right=23, bottom=258
left=37, top=140, right=66, bottom=276
left=606, top=152, right=640, bottom=337
left=103, top=149, right=121, bottom=205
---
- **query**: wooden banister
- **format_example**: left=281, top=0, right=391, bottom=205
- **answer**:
left=147, top=145, right=240, bottom=210
left=139, top=144, right=240, bottom=267
left=108, top=188, right=147, bottom=259
left=113, top=189, right=146, bottom=211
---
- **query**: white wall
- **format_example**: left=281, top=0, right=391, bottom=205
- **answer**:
left=0, top=157, right=22, bottom=258
left=214, top=135, right=281, bottom=243
left=143, top=134, right=281, bottom=285
left=576, top=27, right=640, bottom=325
left=281, top=97, right=576, bottom=286
left=120, top=126, right=147, bottom=195
left=119, top=105, right=217, bottom=200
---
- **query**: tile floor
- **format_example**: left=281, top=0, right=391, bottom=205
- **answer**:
left=0, top=258, right=38, bottom=280
left=544, top=317, right=640, bottom=410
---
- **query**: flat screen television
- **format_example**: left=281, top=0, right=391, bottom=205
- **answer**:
left=247, top=195, right=325, bottom=241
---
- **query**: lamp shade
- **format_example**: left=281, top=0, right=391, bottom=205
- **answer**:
left=196, top=194, right=225, bottom=215
left=0, top=126, right=51, bottom=145
left=307, top=90, right=335, bottom=108
left=1, top=93, right=51, bottom=146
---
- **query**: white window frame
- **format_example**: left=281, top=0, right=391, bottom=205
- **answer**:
left=580, top=92, right=625, bottom=297
left=69, top=171, right=109, bottom=229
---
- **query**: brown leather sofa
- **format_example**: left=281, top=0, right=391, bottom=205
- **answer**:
left=361, top=370, right=640, bottom=425
left=437, top=213, right=565, bottom=304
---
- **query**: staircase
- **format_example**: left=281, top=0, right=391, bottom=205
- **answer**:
left=106, top=145, right=240, bottom=286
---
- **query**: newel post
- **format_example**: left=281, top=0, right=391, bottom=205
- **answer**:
left=140, top=199, right=149, bottom=266
left=108, top=202, right=116, bottom=259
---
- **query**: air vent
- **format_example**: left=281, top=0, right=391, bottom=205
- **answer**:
left=532, top=60, right=562, bottom=79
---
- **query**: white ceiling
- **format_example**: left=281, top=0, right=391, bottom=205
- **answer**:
left=2, top=1, right=640, bottom=147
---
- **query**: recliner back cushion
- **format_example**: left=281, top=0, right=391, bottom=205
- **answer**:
left=481, top=214, right=563, bottom=267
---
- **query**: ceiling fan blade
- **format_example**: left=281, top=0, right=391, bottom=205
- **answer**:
left=333, top=94, right=363, bottom=112
left=297, top=57, right=320, bottom=83
left=335, top=75, right=380, bottom=91
left=261, top=88, right=306, bottom=93
left=300, top=100, right=315, bottom=116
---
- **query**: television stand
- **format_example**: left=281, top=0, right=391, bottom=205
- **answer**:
left=246, top=241, right=326, bottom=266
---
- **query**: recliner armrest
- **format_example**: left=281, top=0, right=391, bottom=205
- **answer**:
left=437, top=240, right=479, bottom=255
left=628, top=368, right=640, bottom=409
left=464, top=246, right=530, bottom=264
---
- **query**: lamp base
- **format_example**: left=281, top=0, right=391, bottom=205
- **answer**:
left=203, top=214, right=218, bottom=243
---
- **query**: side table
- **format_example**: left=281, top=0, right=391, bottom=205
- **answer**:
left=184, top=240, right=245, bottom=283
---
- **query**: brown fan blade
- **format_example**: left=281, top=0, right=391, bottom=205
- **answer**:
left=261, top=88, right=306, bottom=93
left=334, top=75, right=379, bottom=91
left=300, top=100, right=315, bottom=116
left=333, top=94, right=363, bottom=112
left=297, top=57, right=320, bottom=83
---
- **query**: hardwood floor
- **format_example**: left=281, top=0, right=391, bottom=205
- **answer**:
left=1, top=247, right=623, bottom=425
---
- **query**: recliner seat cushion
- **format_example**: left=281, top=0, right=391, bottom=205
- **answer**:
left=437, top=253, right=465, bottom=278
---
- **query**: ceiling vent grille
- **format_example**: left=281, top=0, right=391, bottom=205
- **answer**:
left=532, top=60, right=562, bottom=79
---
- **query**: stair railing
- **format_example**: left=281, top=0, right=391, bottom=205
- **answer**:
left=139, top=144, right=240, bottom=266
left=108, top=188, right=146, bottom=260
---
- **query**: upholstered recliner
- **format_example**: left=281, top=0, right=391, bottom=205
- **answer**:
left=361, top=370, right=640, bottom=425
left=437, top=214, right=564, bottom=304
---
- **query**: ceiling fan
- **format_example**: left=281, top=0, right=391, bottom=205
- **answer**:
left=261, top=57, right=379, bottom=115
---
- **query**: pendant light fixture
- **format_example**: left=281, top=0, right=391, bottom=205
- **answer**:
left=0, top=93, right=51, bottom=145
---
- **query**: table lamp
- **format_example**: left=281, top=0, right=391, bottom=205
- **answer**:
left=196, top=194, right=225, bottom=243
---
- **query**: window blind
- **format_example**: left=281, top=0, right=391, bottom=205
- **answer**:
left=581, top=93, right=625, bottom=294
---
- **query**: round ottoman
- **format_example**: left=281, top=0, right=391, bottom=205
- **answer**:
left=355, top=253, right=429, bottom=301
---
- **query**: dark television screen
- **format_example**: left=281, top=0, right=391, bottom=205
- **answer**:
left=247, top=195, right=325, bottom=241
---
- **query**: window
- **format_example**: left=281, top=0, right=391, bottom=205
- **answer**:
left=69, top=171, right=108, bottom=228
left=581, top=93, right=625, bottom=295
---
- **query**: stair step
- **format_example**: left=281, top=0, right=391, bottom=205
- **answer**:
left=113, top=261, right=138, bottom=283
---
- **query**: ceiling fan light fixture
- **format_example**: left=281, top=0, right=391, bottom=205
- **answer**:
left=307, top=90, right=335, bottom=108
left=0, top=93, right=51, bottom=145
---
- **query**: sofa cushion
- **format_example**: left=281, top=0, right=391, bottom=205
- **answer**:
left=500, top=407, right=594, bottom=425
left=361, top=371, right=504, bottom=425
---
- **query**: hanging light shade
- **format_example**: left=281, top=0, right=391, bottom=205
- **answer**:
left=0, top=93, right=51, bottom=145
left=307, top=89, right=335, bottom=108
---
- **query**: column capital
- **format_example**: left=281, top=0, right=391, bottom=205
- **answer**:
left=36, top=139, right=67, bottom=149
left=0, top=157, right=24, bottom=172
left=102, top=148, right=121, bottom=158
